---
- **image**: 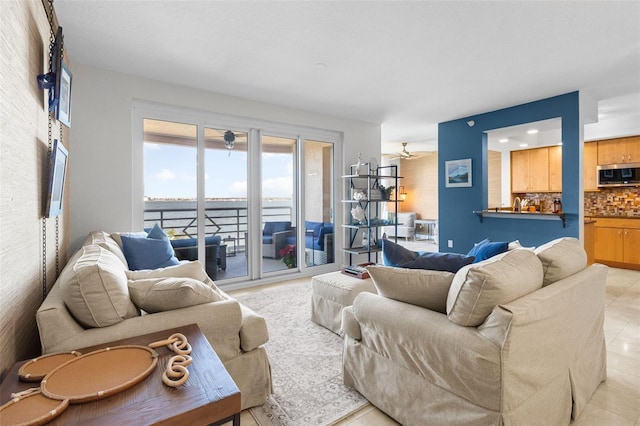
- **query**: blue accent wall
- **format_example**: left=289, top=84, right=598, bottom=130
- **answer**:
left=438, top=92, right=580, bottom=252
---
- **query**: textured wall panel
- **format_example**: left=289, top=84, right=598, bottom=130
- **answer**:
left=0, top=0, right=70, bottom=380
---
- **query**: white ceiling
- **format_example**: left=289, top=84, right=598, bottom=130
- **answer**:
left=55, top=1, right=640, bottom=154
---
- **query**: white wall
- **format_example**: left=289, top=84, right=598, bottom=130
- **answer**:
left=69, top=64, right=380, bottom=252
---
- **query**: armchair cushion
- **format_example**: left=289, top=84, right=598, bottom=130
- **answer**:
left=61, top=245, right=140, bottom=328
left=446, top=249, right=543, bottom=326
left=128, top=277, right=223, bottom=313
left=121, top=224, right=179, bottom=270
left=263, top=221, right=291, bottom=235
left=534, top=237, right=586, bottom=287
left=367, top=265, right=455, bottom=313
left=169, top=235, right=222, bottom=249
left=467, top=238, right=509, bottom=263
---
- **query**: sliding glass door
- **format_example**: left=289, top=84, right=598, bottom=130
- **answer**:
left=137, top=104, right=340, bottom=285
left=303, top=140, right=334, bottom=267
left=261, top=135, right=297, bottom=274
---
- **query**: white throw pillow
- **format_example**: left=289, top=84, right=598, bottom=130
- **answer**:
left=367, top=265, right=455, bottom=313
left=128, top=277, right=223, bottom=313
left=60, top=245, right=139, bottom=328
left=446, top=249, right=543, bottom=327
left=534, top=237, right=586, bottom=287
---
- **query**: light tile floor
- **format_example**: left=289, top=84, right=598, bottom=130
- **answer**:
left=227, top=265, right=640, bottom=426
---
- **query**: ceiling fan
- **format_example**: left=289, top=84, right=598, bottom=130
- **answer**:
left=391, top=142, right=417, bottom=160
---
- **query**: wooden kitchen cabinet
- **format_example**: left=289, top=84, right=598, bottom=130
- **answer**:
left=548, top=145, right=562, bottom=192
left=510, top=146, right=558, bottom=193
left=623, top=229, right=640, bottom=264
left=597, top=136, right=640, bottom=165
left=593, top=218, right=640, bottom=269
left=584, top=142, right=598, bottom=191
left=528, top=147, right=549, bottom=191
left=511, top=150, right=530, bottom=192
left=594, top=227, right=624, bottom=262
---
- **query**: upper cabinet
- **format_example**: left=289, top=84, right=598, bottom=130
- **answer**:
left=548, top=145, right=562, bottom=192
left=511, top=146, right=561, bottom=193
left=584, top=142, right=598, bottom=191
left=597, top=136, right=640, bottom=165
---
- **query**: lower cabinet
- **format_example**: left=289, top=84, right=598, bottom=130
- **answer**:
left=593, top=218, right=640, bottom=269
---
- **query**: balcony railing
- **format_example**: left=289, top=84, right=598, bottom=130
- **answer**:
left=144, top=205, right=293, bottom=251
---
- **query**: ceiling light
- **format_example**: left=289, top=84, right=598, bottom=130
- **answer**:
left=499, top=138, right=508, bottom=143
left=527, top=129, right=539, bottom=134
left=519, top=143, right=529, bottom=148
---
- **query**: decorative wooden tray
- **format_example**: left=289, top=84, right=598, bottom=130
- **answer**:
left=18, top=351, right=81, bottom=382
left=41, top=345, right=158, bottom=404
left=0, top=390, right=68, bottom=426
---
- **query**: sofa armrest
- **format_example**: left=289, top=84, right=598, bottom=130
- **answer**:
left=39, top=298, right=244, bottom=362
left=341, top=306, right=361, bottom=340
left=238, top=304, right=269, bottom=352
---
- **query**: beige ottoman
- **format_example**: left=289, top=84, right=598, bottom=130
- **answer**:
left=311, top=271, right=377, bottom=334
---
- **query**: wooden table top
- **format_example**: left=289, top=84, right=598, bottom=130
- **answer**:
left=0, top=324, right=240, bottom=426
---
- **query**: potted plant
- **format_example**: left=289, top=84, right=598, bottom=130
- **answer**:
left=280, top=244, right=296, bottom=268
left=378, top=184, right=395, bottom=200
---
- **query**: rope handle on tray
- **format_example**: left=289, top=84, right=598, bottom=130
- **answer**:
left=148, top=333, right=193, bottom=387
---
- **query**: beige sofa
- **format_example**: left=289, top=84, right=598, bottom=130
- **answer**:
left=36, top=231, right=272, bottom=410
left=342, top=238, right=607, bottom=425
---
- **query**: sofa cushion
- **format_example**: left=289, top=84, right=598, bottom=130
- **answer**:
left=446, top=249, right=544, bottom=326
left=535, top=237, right=586, bottom=287
left=263, top=221, right=291, bottom=235
left=381, top=238, right=416, bottom=265
left=125, top=260, right=209, bottom=281
left=169, top=235, right=222, bottom=249
left=305, top=221, right=323, bottom=237
left=121, top=224, right=180, bottom=270
left=467, top=238, right=509, bottom=262
left=410, top=252, right=475, bottom=273
left=367, top=265, right=455, bottom=313
left=84, top=230, right=129, bottom=267
left=60, top=245, right=139, bottom=328
left=381, top=239, right=474, bottom=272
left=128, top=277, right=223, bottom=313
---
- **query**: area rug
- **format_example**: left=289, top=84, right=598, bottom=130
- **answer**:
left=236, top=281, right=369, bottom=426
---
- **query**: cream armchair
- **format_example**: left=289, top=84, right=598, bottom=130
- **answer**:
left=382, top=211, right=416, bottom=240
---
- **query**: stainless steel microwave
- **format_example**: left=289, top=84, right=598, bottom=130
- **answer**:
left=597, top=163, right=640, bottom=187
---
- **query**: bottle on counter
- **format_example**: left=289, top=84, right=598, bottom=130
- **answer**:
left=553, top=198, right=563, bottom=214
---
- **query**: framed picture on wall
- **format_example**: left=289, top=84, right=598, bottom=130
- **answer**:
left=56, top=61, right=72, bottom=128
left=445, top=158, right=472, bottom=188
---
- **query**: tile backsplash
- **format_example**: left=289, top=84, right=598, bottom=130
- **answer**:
left=584, top=187, right=640, bottom=217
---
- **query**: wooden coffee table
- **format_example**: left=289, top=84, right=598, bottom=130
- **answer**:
left=0, top=324, right=240, bottom=426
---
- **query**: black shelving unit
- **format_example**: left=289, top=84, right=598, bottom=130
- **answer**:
left=342, top=163, right=401, bottom=265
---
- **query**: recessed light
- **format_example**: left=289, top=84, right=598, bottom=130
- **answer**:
left=527, top=129, right=539, bottom=134
left=519, top=143, right=529, bottom=148
left=499, top=138, right=508, bottom=143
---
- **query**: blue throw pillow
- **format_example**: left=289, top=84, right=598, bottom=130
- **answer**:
left=381, top=239, right=417, bottom=266
left=409, top=252, right=476, bottom=273
left=122, top=224, right=179, bottom=270
left=467, top=239, right=509, bottom=262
